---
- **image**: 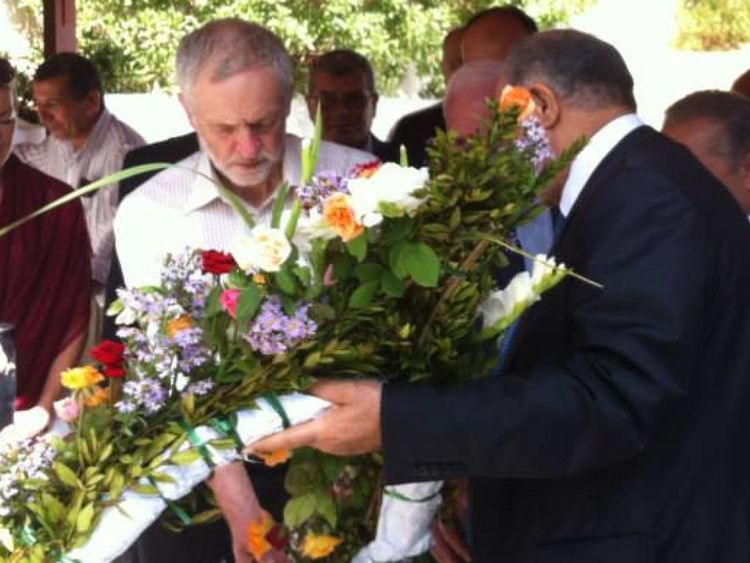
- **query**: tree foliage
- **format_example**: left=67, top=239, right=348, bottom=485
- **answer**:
left=7, top=0, right=595, bottom=95
left=674, top=0, right=750, bottom=51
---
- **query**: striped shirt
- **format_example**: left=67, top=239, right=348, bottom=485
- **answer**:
left=114, top=134, right=375, bottom=287
left=14, top=109, right=145, bottom=283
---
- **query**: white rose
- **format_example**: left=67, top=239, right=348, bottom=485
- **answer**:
left=530, top=254, right=567, bottom=292
left=479, top=271, right=539, bottom=330
left=348, top=163, right=428, bottom=225
left=230, top=226, right=292, bottom=273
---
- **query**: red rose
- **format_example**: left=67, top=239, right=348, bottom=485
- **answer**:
left=201, top=250, right=237, bottom=275
left=90, top=340, right=125, bottom=366
left=103, top=364, right=127, bottom=378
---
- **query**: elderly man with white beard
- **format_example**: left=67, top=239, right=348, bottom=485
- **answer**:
left=114, top=18, right=373, bottom=563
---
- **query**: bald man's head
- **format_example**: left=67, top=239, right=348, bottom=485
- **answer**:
left=462, top=6, right=537, bottom=62
left=442, top=27, right=465, bottom=83
left=443, top=60, right=506, bottom=139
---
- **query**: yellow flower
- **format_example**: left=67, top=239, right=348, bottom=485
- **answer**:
left=323, top=193, right=364, bottom=242
left=167, top=315, right=193, bottom=339
left=253, top=273, right=267, bottom=285
left=61, top=365, right=104, bottom=390
left=300, top=533, right=343, bottom=559
left=84, top=385, right=110, bottom=407
left=499, top=85, right=536, bottom=122
left=247, top=510, right=275, bottom=560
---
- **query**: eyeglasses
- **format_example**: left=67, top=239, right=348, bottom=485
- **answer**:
left=309, top=91, right=372, bottom=111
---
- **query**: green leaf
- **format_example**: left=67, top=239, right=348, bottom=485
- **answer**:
left=54, top=462, right=82, bottom=489
left=316, top=489, right=338, bottom=529
left=354, top=262, right=383, bottom=282
left=181, top=392, right=195, bottom=417
left=348, top=280, right=379, bottom=309
left=236, top=285, right=262, bottom=326
left=389, top=240, right=441, bottom=286
left=283, top=492, right=317, bottom=527
left=332, top=253, right=355, bottom=281
left=41, top=493, right=66, bottom=525
left=275, top=267, right=297, bottom=295
left=346, top=232, right=367, bottom=262
left=76, top=503, right=95, bottom=533
left=131, top=483, right=160, bottom=495
left=203, top=285, right=223, bottom=317
left=170, top=449, right=202, bottom=465
left=270, top=181, right=291, bottom=229
left=381, top=269, right=405, bottom=297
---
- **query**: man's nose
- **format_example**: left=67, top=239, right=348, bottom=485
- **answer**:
left=235, top=129, right=262, bottom=159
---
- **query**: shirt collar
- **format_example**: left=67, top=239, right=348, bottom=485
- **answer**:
left=559, top=113, right=643, bottom=217
left=186, top=136, right=297, bottom=215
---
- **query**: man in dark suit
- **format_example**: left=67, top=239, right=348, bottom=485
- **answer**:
left=250, top=30, right=750, bottom=562
left=306, top=49, right=397, bottom=162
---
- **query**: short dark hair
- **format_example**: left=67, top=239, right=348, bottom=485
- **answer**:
left=465, top=5, right=538, bottom=34
left=507, top=29, right=636, bottom=111
left=0, top=57, right=14, bottom=88
left=665, top=90, right=750, bottom=168
left=309, top=49, right=376, bottom=93
left=34, top=52, right=102, bottom=100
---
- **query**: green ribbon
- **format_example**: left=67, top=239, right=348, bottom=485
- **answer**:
left=261, top=392, right=291, bottom=429
left=177, top=419, right=216, bottom=468
left=209, top=415, right=245, bottom=450
left=20, top=527, right=81, bottom=563
left=147, top=476, right=193, bottom=526
left=383, top=487, right=441, bottom=503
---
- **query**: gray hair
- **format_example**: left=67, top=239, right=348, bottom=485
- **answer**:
left=176, top=18, right=294, bottom=103
left=507, top=29, right=636, bottom=111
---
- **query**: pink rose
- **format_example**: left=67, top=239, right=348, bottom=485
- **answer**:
left=220, top=289, right=242, bottom=318
left=54, top=397, right=81, bottom=423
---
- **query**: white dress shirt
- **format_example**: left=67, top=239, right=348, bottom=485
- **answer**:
left=559, top=113, right=644, bottom=217
left=115, top=134, right=375, bottom=287
left=15, top=109, right=145, bottom=283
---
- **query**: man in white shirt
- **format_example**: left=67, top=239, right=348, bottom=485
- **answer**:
left=15, top=53, right=144, bottom=285
left=114, top=18, right=373, bottom=563
left=662, top=89, right=750, bottom=222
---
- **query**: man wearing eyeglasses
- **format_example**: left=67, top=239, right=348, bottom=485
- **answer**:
left=306, top=49, right=399, bottom=163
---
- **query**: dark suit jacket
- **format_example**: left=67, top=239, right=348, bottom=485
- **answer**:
left=382, top=126, right=750, bottom=562
left=388, top=102, right=445, bottom=167
left=370, top=133, right=400, bottom=163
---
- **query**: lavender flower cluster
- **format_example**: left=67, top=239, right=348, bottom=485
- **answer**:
left=515, top=116, right=555, bottom=172
left=160, top=251, right=213, bottom=317
left=244, top=296, right=318, bottom=356
left=297, top=170, right=349, bottom=211
left=0, top=436, right=56, bottom=516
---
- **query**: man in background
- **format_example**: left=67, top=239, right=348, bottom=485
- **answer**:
left=307, top=49, right=397, bottom=162
left=663, top=90, right=750, bottom=219
left=15, top=52, right=144, bottom=288
left=387, top=26, right=463, bottom=166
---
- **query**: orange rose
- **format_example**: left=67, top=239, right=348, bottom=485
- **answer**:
left=499, top=85, right=536, bottom=121
left=300, top=533, right=343, bottom=559
left=323, top=193, right=364, bottom=242
left=84, top=385, right=110, bottom=407
left=167, top=315, right=193, bottom=339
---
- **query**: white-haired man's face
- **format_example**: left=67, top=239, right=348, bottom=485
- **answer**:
left=181, top=66, right=289, bottom=193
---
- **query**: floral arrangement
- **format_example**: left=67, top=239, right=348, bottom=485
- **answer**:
left=0, top=88, right=589, bottom=562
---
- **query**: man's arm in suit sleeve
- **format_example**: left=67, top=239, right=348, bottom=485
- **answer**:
left=382, top=169, right=713, bottom=484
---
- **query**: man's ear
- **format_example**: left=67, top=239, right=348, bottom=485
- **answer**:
left=528, top=82, right=560, bottom=129
left=84, top=90, right=102, bottom=116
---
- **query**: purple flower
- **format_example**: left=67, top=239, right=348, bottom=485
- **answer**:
left=244, top=296, right=318, bottom=356
left=297, top=170, right=350, bottom=212
left=515, top=116, right=555, bottom=172
left=182, top=379, right=215, bottom=398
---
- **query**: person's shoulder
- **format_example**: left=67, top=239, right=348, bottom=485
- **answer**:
left=106, top=114, right=146, bottom=150
left=389, top=102, right=444, bottom=137
left=124, top=132, right=199, bottom=168
left=6, top=154, right=70, bottom=199
left=120, top=150, right=202, bottom=208
left=317, top=140, right=377, bottom=174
